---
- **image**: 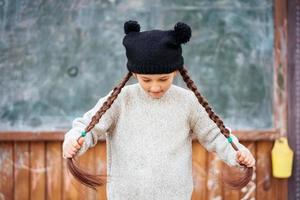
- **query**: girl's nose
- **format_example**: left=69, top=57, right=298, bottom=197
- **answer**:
left=150, top=86, right=162, bottom=92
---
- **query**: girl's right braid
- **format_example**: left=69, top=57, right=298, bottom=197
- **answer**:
left=67, top=71, right=133, bottom=190
left=86, top=72, right=132, bottom=132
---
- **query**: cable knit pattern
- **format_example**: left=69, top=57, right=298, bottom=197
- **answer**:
left=63, top=83, right=249, bottom=200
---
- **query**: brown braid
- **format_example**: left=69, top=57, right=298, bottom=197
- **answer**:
left=178, top=66, right=253, bottom=189
left=67, top=71, right=133, bottom=190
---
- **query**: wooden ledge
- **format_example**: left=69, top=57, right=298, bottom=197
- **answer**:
left=0, top=129, right=281, bottom=141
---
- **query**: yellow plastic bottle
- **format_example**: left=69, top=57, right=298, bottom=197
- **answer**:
left=271, top=136, right=294, bottom=178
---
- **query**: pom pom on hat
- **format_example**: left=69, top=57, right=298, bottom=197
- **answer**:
left=173, top=22, right=192, bottom=44
left=124, top=20, right=141, bottom=34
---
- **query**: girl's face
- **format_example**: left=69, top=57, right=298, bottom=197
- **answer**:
left=133, top=71, right=177, bottom=99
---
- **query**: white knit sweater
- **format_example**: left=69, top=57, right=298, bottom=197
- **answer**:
left=63, top=83, right=249, bottom=200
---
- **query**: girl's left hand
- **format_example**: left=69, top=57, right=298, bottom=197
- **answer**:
left=236, top=150, right=256, bottom=167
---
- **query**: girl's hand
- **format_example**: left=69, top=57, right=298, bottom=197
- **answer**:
left=63, top=137, right=85, bottom=159
left=236, top=150, right=256, bottom=167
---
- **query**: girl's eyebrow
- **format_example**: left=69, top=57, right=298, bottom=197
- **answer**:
left=141, top=76, right=169, bottom=79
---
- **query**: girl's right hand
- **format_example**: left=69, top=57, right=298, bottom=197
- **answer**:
left=63, top=137, right=85, bottom=159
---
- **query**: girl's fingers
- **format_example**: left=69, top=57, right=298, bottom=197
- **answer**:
left=68, top=149, right=76, bottom=156
left=64, top=153, right=72, bottom=158
left=236, top=150, right=256, bottom=167
left=238, top=154, right=246, bottom=162
left=73, top=140, right=81, bottom=150
left=244, top=157, right=250, bottom=164
left=62, top=137, right=85, bottom=159
left=78, top=137, right=85, bottom=145
left=71, top=146, right=78, bottom=152
left=236, top=150, right=254, bottom=165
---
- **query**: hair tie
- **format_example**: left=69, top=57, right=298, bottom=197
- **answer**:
left=227, top=135, right=233, bottom=143
left=81, top=130, right=87, bottom=137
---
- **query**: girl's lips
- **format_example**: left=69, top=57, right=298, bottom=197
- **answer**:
left=151, top=92, right=162, bottom=95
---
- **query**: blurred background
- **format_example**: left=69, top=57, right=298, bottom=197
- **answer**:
left=0, top=0, right=298, bottom=199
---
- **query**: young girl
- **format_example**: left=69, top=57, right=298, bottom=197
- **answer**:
left=62, top=20, right=255, bottom=199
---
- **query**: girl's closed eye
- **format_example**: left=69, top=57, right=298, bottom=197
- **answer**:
left=143, top=79, right=168, bottom=82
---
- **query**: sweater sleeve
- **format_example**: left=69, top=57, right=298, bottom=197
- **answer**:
left=63, top=89, right=120, bottom=157
left=188, top=92, right=250, bottom=168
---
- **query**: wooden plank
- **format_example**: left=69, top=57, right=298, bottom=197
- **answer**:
left=30, top=142, right=46, bottom=199
left=206, top=151, right=223, bottom=199
left=78, top=144, right=97, bottom=199
left=46, top=142, right=62, bottom=200
left=256, top=141, right=275, bottom=199
left=0, top=131, right=65, bottom=141
left=0, top=142, right=14, bottom=200
left=62, top=155, right=81, bottom=199
left=274, top=177, right=288, bottom=200
left=191, top=141, right=207, bottom=200
left=14, top=142, right=30, bottom=200
left=95, top=141, right=108, bottom=199
left=0, top=129, right=280, bottom=141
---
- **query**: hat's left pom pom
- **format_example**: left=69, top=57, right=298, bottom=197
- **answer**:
left=124, top=20, right=141, bottom=34
left=173, top=22, right=192, bottom=44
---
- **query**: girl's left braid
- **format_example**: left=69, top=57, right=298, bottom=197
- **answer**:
left=178, top=66, right=253, bottom=189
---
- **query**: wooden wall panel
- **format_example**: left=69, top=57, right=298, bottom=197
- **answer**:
left=30, top=142, right=46, bottom=199
left=191, top=141, right=207, bottom=200
left=95, top=142, right=108, bottom=199
left=14, top=142, right=30, bottom=200
left=77, top=146, right=97, bottom=200
left=0, top=141, right=289, bottom=200
left=46, top=142, right=62, bottom=200
left=206, top=151, right=223, bottom=199
left=62, top=157, right=81, bottom=199
left=256, top=141, right=278, bottom=199
left=0, top=142, right=14, bottom=200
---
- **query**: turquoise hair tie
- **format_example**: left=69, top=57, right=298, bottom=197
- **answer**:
left=81, top=130, right=87, bottom=137
left=227, top=135, right=233, bottom=143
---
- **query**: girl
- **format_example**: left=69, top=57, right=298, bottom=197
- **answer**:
left=62, top=20, right=255, bottom=199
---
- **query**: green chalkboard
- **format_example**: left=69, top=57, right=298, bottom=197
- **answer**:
left=0, top=0, right=273, bottom=131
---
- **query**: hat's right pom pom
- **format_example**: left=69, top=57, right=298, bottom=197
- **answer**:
left=173, top=22, right=192, bottom=44
left=124, top=20, right=140, bottom=34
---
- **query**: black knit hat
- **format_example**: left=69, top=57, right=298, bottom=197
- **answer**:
left=122, top=20, right=192, bottom=74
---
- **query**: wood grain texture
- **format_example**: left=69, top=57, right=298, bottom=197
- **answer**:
left=62, top=156, right=81, bottom=199
left=78, top=145, right=97, bottom=200
left=206, top=151, right=223, bottom=199
left=0, top=142, right=14, bottom=200
left=191, top=141, right=207, bottom=200
left=30, top=142, right=46, bottom=199
left=0, top=129, right=281, bottom=141
left=95, top=142, right=108, bottom=199
left=46, top=142, right=62, bottom=200
left=0, top=141, right=289, bottom=199
left=14, top=142, right=30, bottom=200
left=256, top=141, right=275, bottom=199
